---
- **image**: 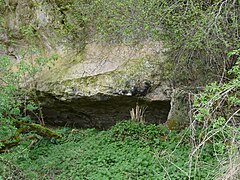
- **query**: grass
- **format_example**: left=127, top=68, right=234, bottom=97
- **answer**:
left=0, top=121, right=227, bottom=179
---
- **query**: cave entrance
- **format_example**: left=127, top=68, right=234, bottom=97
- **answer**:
left=39, top=94, right=171, bottom=129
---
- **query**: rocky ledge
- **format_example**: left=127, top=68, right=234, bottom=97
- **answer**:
left=34, top=42, right=175, bottom=128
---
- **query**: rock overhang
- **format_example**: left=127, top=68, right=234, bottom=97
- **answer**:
left=33, top=41, right=173, bottom=128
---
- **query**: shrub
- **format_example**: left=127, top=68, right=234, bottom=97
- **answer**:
left=0, top=54, right=59, bottom=152
left=190, top=49, right=240, bottom=179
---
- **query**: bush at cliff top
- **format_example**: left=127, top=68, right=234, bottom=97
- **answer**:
left=58, top=0, right=240, bottom=82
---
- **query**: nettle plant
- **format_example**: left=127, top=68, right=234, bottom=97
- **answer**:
left=0, top=54, right=59, bottom=151
left=190, top=49, right=240, bottom=177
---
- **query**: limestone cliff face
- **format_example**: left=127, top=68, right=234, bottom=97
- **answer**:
left=0, top=0, right=69, bottom=59
left=34, top=40, right=173, bottom=128
left=37, top=41, right=170, bottom=100
left=0, top=1, right=185, bottom=128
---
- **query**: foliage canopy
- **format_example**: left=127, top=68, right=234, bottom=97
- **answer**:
left=51, top=0, right=240, bottom=83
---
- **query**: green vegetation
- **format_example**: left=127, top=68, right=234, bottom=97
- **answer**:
left=1, top=1, right=239, bottom=82
left=0, top=121, right=226, bottom=179
left=56, top=0, right=240, bottom=83
left=189, top=49, right=240, bottom=179
left=1, top=51, right=238, bottom=179
left=0, top=55, right=59, bottom=153
left=0, top=1, right=239, bottom=179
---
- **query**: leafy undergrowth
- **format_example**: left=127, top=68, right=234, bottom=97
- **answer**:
left=1, top=121, right=223, bottom=179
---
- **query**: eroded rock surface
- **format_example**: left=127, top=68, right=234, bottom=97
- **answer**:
left=35, top=41, right=173, bottom=128
left=1, top=1, right=177, bottom=128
